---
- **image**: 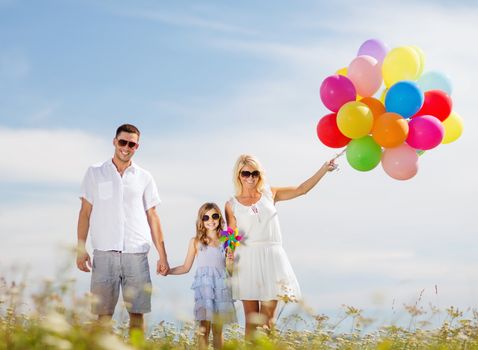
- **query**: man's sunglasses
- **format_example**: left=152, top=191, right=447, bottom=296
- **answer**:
left=240, top=170, right=260, bottom=178
left=202, top=213, right=220, bottom=221
left=117, top=139, right=138, bottom=149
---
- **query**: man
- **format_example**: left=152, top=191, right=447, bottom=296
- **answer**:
left=76, top=123, right=169, bottom=334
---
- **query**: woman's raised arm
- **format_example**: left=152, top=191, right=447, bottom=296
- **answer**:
left=272, top=159, right=336, bottom=203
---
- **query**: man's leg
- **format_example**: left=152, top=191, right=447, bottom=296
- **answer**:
left=97, top=314, right=113, bottom=329
left=122, top=253, right=152, bottom=337
left=128, top=313, right=144, bottom=336
left=91, top=251, right=121, bottom=328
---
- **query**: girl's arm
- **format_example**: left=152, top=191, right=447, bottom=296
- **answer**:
left=168, top=238, right=197, bottom=275
left=272, top=159, right=336, bottom=203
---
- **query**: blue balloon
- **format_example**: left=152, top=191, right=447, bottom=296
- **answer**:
left=385, top=81, right=424, bottom=118
left=417, top=70, right=453, bottom=95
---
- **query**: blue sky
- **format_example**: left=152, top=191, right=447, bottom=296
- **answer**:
left=1, top=0, right=478, bottom=328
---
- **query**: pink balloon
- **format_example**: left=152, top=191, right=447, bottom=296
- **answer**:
left=406, top=115, right=444, bottom=150
left=348, top=55, right=382, bottom=97
left=381, top=143, right=419, bottom=180
left=320, top=75, right=357, bottom=112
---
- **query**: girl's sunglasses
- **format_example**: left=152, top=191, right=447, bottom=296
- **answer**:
left=117, top=139, right=138, bottom=149
left=240, top=170, right=260, bottom=178
left=202, top=213, right=220, bottom=221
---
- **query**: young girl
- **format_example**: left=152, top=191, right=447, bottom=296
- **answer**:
left=169, top=202, right=236, bottom=350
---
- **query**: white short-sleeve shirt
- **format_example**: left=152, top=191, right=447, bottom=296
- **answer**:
left=80, top=159, right=161, bottom=253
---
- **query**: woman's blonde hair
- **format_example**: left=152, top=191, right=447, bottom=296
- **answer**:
left=232, top=154, right=266, bottom=196
left=195, top=202, right=225, bottom=246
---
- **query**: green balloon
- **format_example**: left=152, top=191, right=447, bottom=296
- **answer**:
left=346, top=136, right=382, bottom=171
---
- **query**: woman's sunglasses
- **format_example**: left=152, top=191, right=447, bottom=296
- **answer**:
left=117, top=139, right=138, bottom=149
left=202, top=213, right=220, bottom=221
left=240, top=170, right=260, bottom=178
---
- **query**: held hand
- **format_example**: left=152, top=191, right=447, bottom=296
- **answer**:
left=157, top=259, right=170, bottom=276
left=76, top=250, right=92, bottom=272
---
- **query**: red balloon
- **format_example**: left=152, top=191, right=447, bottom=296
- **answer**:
left=413, top=90, right=452, bottom=121
left=316, top=113, right=351, bottom=148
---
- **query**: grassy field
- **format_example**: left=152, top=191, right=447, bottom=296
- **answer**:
left=2, top=275, right=478, bottom=350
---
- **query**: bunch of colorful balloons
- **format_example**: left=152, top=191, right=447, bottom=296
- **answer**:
left=316, top=39, right=464, bottom=180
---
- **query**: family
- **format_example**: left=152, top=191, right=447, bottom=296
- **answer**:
left=76, top=124, right=336, bottom=349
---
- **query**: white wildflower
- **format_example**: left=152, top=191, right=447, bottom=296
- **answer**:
left=42, top=312, right=71, bottom=335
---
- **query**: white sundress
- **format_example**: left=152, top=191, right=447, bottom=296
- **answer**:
left=230, top=185, right=301, bottom=301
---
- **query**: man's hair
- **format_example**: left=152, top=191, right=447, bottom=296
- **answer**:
left=115, top=124, right=141, bottom=138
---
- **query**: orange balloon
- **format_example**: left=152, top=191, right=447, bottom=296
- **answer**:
left=371, top=112, right=409, bottom=148
left=360, top=97, right=386, bottom=122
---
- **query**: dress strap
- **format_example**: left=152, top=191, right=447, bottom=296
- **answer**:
left=262, top=184, right=273, bottom=199
left=228, top=196, right=237, bottom=211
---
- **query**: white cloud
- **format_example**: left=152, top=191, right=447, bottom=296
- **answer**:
left=120, top=9, right=257, bottom=35
left=27, top=103, right=61, bottom=123
left=0, top=127, right=110, bottom=183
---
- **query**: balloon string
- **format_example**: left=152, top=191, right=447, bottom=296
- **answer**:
left=332, top=148, right=346, bottom=161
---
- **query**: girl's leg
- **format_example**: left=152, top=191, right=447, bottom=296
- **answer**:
left=211, top=322, right=224, bottom=350
left=242, top=300, right=260, bottom=339
left=198, top=320, right=211, bottom=350
left=259, top=300, right=278, bottom=331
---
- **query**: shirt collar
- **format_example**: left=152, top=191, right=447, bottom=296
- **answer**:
left=107, top=158, right=137, bottom=174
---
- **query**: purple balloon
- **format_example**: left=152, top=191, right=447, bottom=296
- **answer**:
left=406, top=115, right=444, bottom=150
left=320, top=75, right=356, bottom=112
left=357, top=39, right=389, bottom=65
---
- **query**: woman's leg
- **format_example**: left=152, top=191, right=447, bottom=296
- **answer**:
left=211, top=322, right=224, bottom=349
left=198, top=320, right=211, bottom=350
left=259, top=300, right=278, bottom=331
left=242, top=300, right=260, bottom=339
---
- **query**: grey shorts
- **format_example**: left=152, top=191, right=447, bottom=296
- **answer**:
left=91, top=250, right=152, bottom=315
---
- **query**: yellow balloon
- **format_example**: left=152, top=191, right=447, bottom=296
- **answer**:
left=442, top=111, right=464, bottom=144
left=337, top=101, right=374, bottom=139
left=336, top=67, right=347, bottom=76
left=379, top=88, right=388, bottom=104
left=382, top=46, right=421, bottom=87
left=410, top=45, right=426, bottom=78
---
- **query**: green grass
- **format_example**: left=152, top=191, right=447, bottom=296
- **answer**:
left=2, top=275, right=478, bottom=349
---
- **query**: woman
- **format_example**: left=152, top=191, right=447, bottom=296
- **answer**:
left=224, top=154, right=336, bottom=338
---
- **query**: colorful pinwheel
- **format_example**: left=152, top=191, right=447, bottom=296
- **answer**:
left=220, top=227, right=242, bottom=251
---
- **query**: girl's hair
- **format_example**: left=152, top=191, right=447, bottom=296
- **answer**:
left=195, top=202, right=225, bottom=246
left=232, top=154, right=266, bottom=196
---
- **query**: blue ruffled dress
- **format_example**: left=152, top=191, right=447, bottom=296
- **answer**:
left=191, top=243, right=236, bottom=323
